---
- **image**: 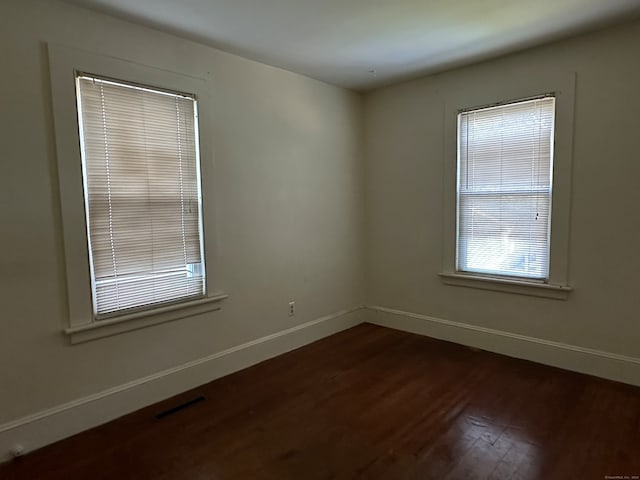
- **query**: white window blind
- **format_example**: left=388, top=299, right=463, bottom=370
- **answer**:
left=457, top=96, right=555, bottom=280
left=76, top=74, right=206, bottom=318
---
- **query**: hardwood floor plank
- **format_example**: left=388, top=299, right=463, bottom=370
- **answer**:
left=1, top=323, right=639, bottom=480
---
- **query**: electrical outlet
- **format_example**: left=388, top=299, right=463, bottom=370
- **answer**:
left=288, top=301, right=295, bottom=317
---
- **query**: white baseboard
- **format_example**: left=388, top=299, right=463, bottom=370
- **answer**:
left=0, top=306, right=365, bottom=463
left=5, top=304, right=636, bottom=464
left=366, top=306, right=640, bottom=387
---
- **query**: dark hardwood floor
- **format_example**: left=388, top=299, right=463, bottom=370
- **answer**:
left=2, top=323, right=640, bottom=479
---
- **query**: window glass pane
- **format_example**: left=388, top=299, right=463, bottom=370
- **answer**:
left=457, top=97, right=555, bottom=280
left=76, top=75, right=206, bottom=316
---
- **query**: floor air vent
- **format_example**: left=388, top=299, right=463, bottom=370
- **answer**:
left=155, top=395, right=206, bottom=419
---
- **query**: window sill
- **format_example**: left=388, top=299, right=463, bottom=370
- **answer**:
left=439, top=273, right=571, bottom=300
left=65, top=293, right=229, bottom=344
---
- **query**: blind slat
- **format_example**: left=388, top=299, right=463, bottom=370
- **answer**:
left=457, top=97, right=555, bottom=280
left=77, top=75, right=206, bottom=317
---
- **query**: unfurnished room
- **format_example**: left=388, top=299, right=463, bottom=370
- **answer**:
left=1, top=0, right=640, bottom=478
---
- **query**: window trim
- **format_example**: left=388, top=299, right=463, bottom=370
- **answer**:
left=440, top=72, right=576, bottom=299
left=48, top=44, right=226, bottom=342
left=64, top=293, right=228, bottom=344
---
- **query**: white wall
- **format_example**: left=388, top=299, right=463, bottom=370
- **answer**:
left=364, top=19, right=640, bottom=377
left=3, top=0, right=640, bottom=461
left=0, top=0, right=365, bottom=453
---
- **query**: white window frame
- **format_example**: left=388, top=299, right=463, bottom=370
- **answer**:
left=49, top=44, right=226, bottom=343
left=440, top=72, right=575, bottom=300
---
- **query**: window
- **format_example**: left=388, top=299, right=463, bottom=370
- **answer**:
left=457, top=97, right=555, bottom=281
left=440, top=73, right=575, bottom=299
left=49, top=45, right=225, bottom=343
left=76, top=75, right=206, bottom=317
